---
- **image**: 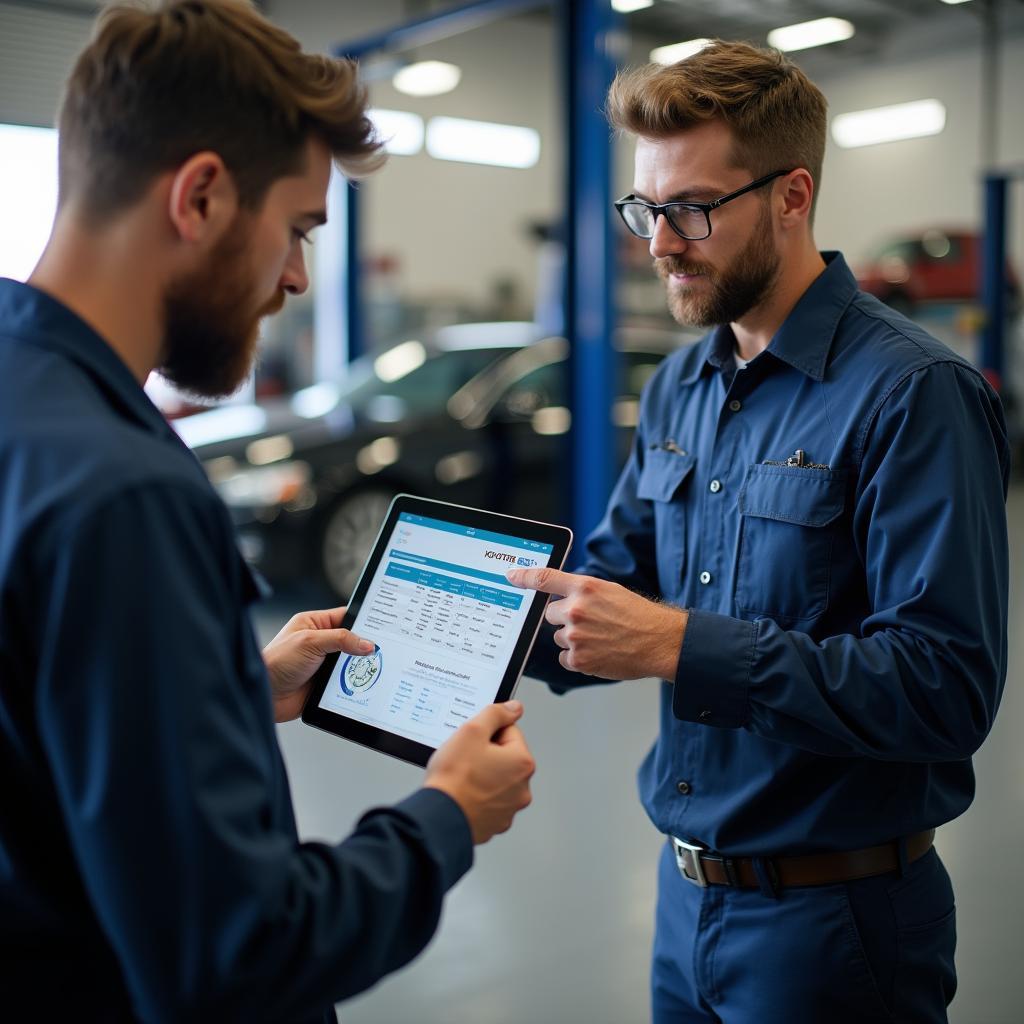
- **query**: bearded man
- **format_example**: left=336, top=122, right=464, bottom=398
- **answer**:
left=0, top=2, right=536, bottom=1020
left=510, top=40, right=1009, bottom=1024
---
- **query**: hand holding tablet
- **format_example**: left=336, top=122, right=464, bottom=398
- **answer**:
left=423, top=699, right=535, bottom=844
left=302, top=495, right=572, bottom=767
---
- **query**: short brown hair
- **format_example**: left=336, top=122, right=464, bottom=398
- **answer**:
left=607, top=40, right=827, bottom=216
left=58, top=0, right=384, bottom=221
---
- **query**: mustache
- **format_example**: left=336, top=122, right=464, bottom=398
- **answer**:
left=655, top=256, right=715, bottom=278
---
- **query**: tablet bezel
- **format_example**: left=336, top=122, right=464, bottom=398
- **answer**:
left=301, top=494, right=572, bottom=767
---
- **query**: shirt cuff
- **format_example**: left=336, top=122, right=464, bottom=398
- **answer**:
left=388, top=788, right=474, bottom=890
left=672, top=609, right=756, bottom=728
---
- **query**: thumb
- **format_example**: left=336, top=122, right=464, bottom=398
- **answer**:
left=470, top=700, right=524, bottom=738
left=303, top=629, right=375, bottom=657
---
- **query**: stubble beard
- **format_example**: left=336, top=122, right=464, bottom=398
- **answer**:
left=655, top=203, right=780, bottom=329
left=159, top=215, right=285, bottom=400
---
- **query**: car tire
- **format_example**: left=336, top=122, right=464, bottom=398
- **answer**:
left=321, top=487, right=397, bottom=600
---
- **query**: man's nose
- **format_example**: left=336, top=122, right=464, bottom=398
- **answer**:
left=281, top=247, right=309, bottom=296
left=649, top=214, right=689, bottom=261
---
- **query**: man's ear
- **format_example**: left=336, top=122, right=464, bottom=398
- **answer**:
left=167, top=151, right=238, bottom=245
left=777, top=168, right=814, bottom=229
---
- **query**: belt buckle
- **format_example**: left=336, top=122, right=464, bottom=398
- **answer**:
left=671, top=836, right=708, bottom=887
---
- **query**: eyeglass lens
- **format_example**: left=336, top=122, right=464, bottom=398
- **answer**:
left=620, top=203, right=709, bottom=240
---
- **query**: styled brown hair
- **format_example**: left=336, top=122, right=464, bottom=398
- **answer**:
left=57, top=0, right=384, bottom=221
left=607, top=40, right=827, bottom=216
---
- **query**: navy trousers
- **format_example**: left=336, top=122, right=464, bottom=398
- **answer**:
left=652, top=841, right=957, bottom=1023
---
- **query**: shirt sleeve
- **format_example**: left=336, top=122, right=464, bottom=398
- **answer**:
left=33, top=482, right=473, bottom=1021
left=674, top=361, right=1010, bottom=762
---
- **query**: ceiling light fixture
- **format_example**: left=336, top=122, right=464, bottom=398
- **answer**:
left=368, top=108, right=424, bottom=156
left=392, top=60, right=462, bottom=97
left=612, top=0, right=654, bottom=12
left=650, top=38, right=712, bottom=65
left=830, top=99, right=946, bottom=148
left=767, top=17, right=855, bottom=52
left=426, top=117, right=541, bottom=169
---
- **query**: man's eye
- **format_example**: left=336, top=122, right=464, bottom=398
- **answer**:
left=293, top=229, right=313, bottom=245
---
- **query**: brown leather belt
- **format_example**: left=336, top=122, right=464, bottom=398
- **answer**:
left=670, top=830, right=935, bottom=889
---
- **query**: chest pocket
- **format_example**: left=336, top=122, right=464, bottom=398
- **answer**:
left=637, top=448, right=697, bottom=502
left=637, top=448, right=696, bottom=596
left=735, top=464, right=845, bottom=623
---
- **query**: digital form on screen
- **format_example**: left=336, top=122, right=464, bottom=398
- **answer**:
left=318, top=512, right=553, bottom=749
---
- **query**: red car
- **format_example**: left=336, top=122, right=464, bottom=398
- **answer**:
left=856, top=229, right=1019, bottom=314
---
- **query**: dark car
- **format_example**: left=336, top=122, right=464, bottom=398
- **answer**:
left=176, top=321, right=683, bottom=598
left=856, top=228, right=1020, bottom=314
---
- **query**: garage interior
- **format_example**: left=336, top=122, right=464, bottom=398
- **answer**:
left=1, top=0, right=1022, bottom=1021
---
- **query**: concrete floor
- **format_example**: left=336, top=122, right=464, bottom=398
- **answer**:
left=262, top=487, right=1024, bottom=1024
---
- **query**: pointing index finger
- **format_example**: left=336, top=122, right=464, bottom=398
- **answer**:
left=506, top=566, right=580, bottom=596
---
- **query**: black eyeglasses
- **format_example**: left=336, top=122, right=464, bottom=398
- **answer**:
left=614, top=169, right=793, bottom=242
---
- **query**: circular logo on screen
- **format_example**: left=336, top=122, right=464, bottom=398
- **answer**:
left=339, top=645, right=382, bottom=696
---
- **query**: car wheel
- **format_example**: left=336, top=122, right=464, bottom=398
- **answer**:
left=321, top=487, right=396, bottom=599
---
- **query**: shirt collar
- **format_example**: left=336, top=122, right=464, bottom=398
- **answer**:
left=0, top=277, right=176, bottom=439
left=678, top=251, right=858, bottom=385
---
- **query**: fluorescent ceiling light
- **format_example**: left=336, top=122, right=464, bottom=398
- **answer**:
left=393, top=60, right=461, bottom=97
left=368, top=108, right=424, bottom=156
left=939, top=0, right=972, bottom=5
left=612, top=0, right=654, bottom=12
left=426, top=117, right=541, bottom=169
left=767, top=17, right=855, bottom=52
left=831, top=99, right=946, bottom=148
left=650, top=38, right=712, bottom=65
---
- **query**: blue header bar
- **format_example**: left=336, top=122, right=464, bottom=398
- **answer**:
left=385, top=561, right=524, bottom=610
left=390, top=549, right=517, bottom=586
left=399, top=512, right=553, bottom=554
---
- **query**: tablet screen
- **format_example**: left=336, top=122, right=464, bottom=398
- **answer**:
left=315, top=510, right=554, bottom=750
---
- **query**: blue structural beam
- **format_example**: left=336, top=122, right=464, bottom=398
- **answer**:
left=334, top=0, right=548, bottom=60
left=980, top=174, right=1008, bottom=389
left=562, top=0, right=619, bottom=556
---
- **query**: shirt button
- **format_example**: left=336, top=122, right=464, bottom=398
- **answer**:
left=699, top=570, right=712, bottom=585
left=676, top=780, right=692, bottom=796
left=709, top=479, right=722, bottom=493
left=728, top=399, right=742, bottom=412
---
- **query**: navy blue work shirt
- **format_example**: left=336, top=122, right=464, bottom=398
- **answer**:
left=530, top=252, right=1009, bottom=856
left=0, top=278, right=472, bottom=1021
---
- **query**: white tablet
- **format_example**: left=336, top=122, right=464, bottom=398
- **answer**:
left=302, top=494, right=573, bottom=766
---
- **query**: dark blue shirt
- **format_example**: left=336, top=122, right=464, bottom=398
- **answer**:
left=531, top=252, right=1009, bottom=855
left=0, top=279, right=472, bottom=1022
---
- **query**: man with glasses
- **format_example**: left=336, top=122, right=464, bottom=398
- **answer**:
left=509, top=40, right=1008, bottom=1023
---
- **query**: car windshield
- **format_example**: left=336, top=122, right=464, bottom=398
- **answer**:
left=341, top=347, right=513, bottom=416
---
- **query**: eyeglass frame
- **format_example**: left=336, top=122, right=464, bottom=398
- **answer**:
left=613, top=168, right=794, bottom=242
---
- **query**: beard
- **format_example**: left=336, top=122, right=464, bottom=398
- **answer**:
left=159, top=215, right=285, bottom=400
left=655, top=202, right=780, bottom=328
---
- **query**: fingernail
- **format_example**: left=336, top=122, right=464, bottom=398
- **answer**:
left=358, top=639, right=374, bottom=653
left=506, top=699, right=522, bottom=713
left=506, top=570, right=520, bottom=583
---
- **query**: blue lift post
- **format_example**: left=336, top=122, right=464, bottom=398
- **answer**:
left=561, top=0, right=619, bottom=556
left=333, top=0, right=622, bottom=551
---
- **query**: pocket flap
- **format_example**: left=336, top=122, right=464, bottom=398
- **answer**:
left=637, top=448, right=697, bottom=503
left=739, top=464, right=845, bottom=527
